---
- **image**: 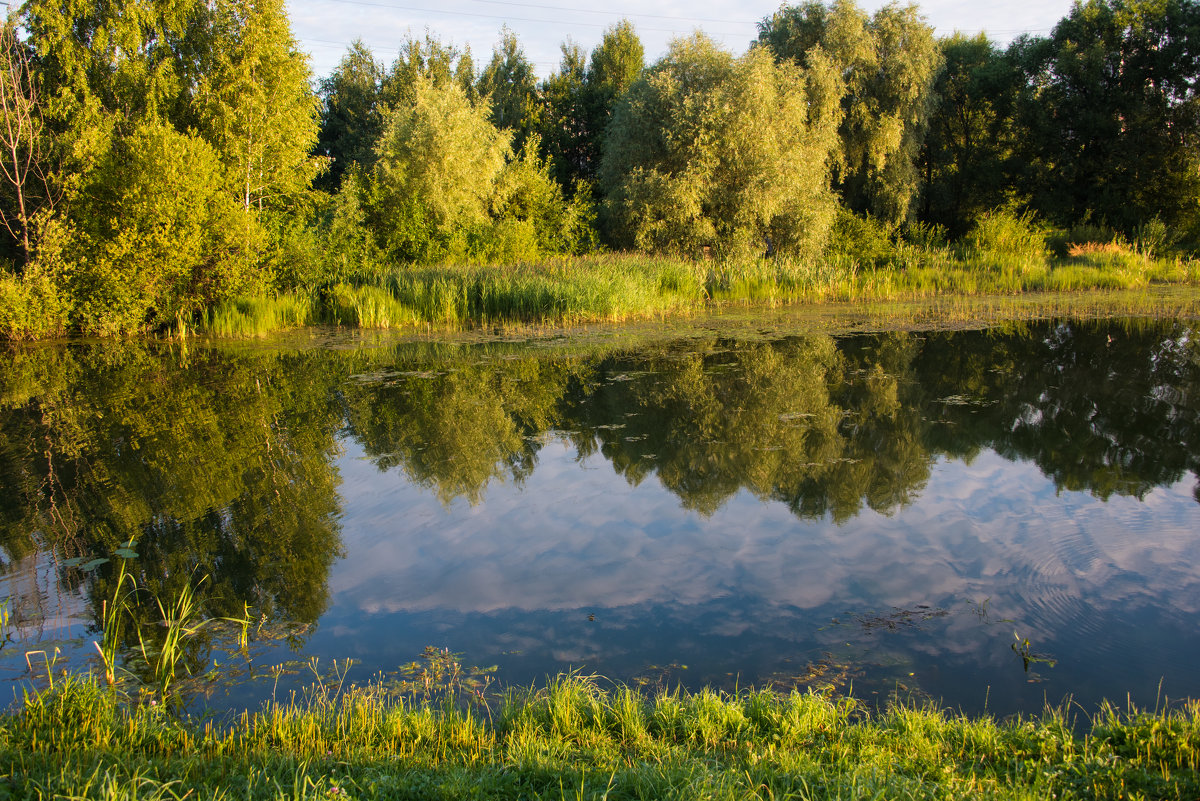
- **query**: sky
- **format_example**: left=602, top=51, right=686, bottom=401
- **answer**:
left=286, top=0, right=1081, bottom=83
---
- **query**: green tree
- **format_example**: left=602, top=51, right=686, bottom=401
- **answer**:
left=366, top=77, right=510, bottom=262
left=68, top=122, right=245, bottom=334
left=758, top=0, right=942, bottom=225
left=315, top=40, right=385, bottom=191
left=588, top=19, right=645, bottom=102
left=919, top=33, right=1021, bottom=234
left=477, top=27, right=539, bottom=150
left=383, top=32, right=476, bottom=108
left=21, top=0, right=321, bottom=331
left=197, top=0, right=321, bottom=214
left=1011, top=0, right=1200, bottom=236
left=537, top=21, right=645, bottom=192
left=599, top=34, right=843, bottom=257
left=23, top=0, right=210, bottom=133
left=538, top=41, right=590, bottom=190
left=362, top=76, right=595, bottom=264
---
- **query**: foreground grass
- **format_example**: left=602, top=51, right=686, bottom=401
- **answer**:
left=3, top=675, right=1199, bottom=800
left=196, top=248, right=1200, bottom=338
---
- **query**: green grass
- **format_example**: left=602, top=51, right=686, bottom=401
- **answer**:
left=3, top=672, right=1199, bottom=799
left=6, top=242, right=1198, bottom=340
left=121, top=243, right=1200, bottom=341
left=199, top=292, right=315, bottom=338
left=339, top=255, right=706, bottom=328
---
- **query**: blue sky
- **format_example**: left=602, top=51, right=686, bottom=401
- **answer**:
left=286, top=0, right=1081, bottom=82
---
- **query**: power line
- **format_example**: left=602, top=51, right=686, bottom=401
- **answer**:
left=460, top=0, right=755, bottom=25
left=309, top=0, right=755, bottom=36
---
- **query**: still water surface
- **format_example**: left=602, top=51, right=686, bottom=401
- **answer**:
left=1, top=316, right=1198, bottom=717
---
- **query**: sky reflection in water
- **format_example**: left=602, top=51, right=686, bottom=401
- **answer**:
left=1, top=319, right=1198, bottom=716
left=318, top=436, right=1200, bottom=716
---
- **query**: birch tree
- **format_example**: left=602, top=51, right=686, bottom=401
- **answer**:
left=198, top=0, right=321, bottom=214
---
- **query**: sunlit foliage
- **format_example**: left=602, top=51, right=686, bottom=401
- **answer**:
left=758, top=0, right=942, bottom=226
left=600, top=34, right=843, bottom=258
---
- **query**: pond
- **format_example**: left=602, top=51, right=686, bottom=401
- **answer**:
left=1, top=311, right=1199, bottom=718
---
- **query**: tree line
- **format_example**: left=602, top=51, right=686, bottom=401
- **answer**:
left=1, top=0, right=1199, bottom=336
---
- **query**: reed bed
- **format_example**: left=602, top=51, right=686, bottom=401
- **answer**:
left=190, top=247, right=1200, bottom=339
left=4, top=672, right=1199, bottom=800
left=199, top=292, right=315, bottom=338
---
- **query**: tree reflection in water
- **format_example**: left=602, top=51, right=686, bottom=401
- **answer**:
left=0, top=318, right=1197, bottom=703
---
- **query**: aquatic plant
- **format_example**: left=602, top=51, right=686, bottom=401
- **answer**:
left=54, top=544, right=253, bottom=705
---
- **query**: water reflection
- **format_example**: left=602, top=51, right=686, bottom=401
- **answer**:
left=0, top=319, right=1198, bottom=713
left=0, top=344, right=345, bottom=683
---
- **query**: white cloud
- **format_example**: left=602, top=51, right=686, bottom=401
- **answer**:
left=285, top=0, right=1079, bottom=82
left=332, top=442, right=1200, bottom=633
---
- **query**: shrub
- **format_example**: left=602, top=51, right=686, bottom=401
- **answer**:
left=964, top=208, right=1047, bottom=261
left=1047, top=223, right=1119, bottom=259
left=826, top=209, right=897, bottom=268
left=67, top=122, right=252, bottom=335
left=0, top=269, right=68, bottom=339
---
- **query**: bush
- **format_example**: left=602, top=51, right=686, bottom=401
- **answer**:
left=1133, top=217, right=1179, bottom=257
left=1046, top=223, right=1119, bottom=259
left=964, top=208, right=1047, bottom=261
left=825, top=209, right=897, bottom=268
left=0, top=269, right=68, bottom=339
left=903, top=220, right=949, bottom=251
left=67, top=122, right=252, bottom=335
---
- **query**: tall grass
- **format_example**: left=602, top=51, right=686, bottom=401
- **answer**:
left=199, top=292, right=314, bottom=337
left=188, top=237, right=1200, bottom=340
left=5, top=671, right=1199, bottom=800
left=376, top=255, right=705, bottom=325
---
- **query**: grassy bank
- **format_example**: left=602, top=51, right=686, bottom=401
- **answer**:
left=3, top=674, right=1199, bottom=799
left=195, top=246, right=1200, bottom=338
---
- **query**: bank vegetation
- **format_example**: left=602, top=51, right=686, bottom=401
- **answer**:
left=2, top=672, right=1198, bottom=800
left=2, top=0, right=1200, bottom=339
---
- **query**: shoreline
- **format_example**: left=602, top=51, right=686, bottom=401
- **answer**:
left=4, top=672, right=1198, bottom=800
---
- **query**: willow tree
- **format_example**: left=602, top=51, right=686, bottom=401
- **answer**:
left=365, top=78, right=509, bottom=262
left=317, top=33, right=474, bottom=190
left=359, top=77, right=594, bottom=263
left=599, top=33, right=844, bottom=258
left=758, top=0, right=941, bottom=225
